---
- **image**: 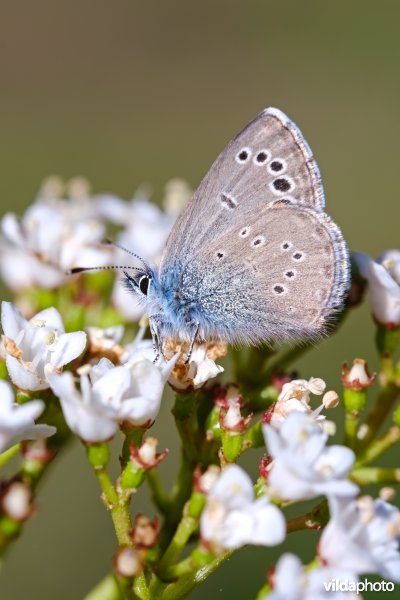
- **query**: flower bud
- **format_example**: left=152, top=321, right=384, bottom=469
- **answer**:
left=120, top=438, right=168, bottom=490
left=130, top=514, right=159, bottom=549
left=113, top=545, right=142, bottom=578
left=189, top=465, right=221, bottom=518
left=259, top=455, right=273, bottom=481
left=342, top=359, right=376, bottom=391
left=0, top=480, right=33, bottom=522
left=86, top=326, right=125, bottom=364
left=194, top=465, right=220, bottom=495
left=307, top=377, right=326, bottom=395
left=322, top=390, right=340, bottom=409
left=379, top=487, right=396, bottom=502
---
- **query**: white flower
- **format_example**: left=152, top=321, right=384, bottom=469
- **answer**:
left=86, top=325, right=125, bottom=363
left=37, top=175, right=101, bottom=223
left=268, top=377, right=327, bottom=429
left=267, top=553, right=359, bottom=600
left=0, top=201, right=111, bottom=290
left=0, top=380, right=56, bottom=453
left=1, top=302, right=87, bottom=391
left=46, top=353, right=178, bottom=442
left=320, top=495, right=400, bottom=582
left=353, top=251, right=400, bottom=325
left=200, top=464, right=285, bottom=553
left=166, top=342, right=226, bottom=391
left=263, top=412, right=358, bottom=501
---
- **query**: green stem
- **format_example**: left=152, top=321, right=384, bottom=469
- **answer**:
left=351, top=466, right=400, bottom=485
left=84, top=574, right=121, bottom=600
left=344, top=410, right=361, bottom=450
left=95, top=468, right=118, bottom=505
left=357, top=384, right=400, bottom=448
left=243, top=421, right=264, bottom=450
left=355, top=426, right=400, bottom=467
left=132, top=574, right=150, bottom=600
left=146, top=470, right=172, bottom=518
left=157, top=515, right=197, bottom=577
left=0, top=444, right=20, bottom=468
left=162, top=557, right=193, bottom=580
left=160, top=552, right=232, bottom=600
left=111, top=502, right=133, bottom=547
left=92, top=465, right=133, bottom=547
left=286, top=500, right=329, bottom=534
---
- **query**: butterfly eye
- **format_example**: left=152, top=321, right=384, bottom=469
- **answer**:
left=139, top=275, right=150, bottom=295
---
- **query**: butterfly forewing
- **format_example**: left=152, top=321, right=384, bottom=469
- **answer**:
left=158, top=108, right=349, bottom=345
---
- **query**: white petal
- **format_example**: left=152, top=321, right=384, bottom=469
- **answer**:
left=250, top=500, right=286, bottom=545
left=7, top=423, right=56, bottom=446
left=314, top=445, right=355, bottom=478
left=1, top=213, right=25, bottom=247
left=92, top=365, right=131, bottom=409
left=193, top=358, right=224, bottom=387
left=117, top=395, right=161, bottom=425
left=353, top=251, right=400, bottom=324
left=59, top=394, right=117, bottom=442
left=129, top=359, right=164, bottom=400
left=263, top=423, right=284, bottom=457
left=272, top=553, right=303, bottom=600
left=49, top=331, right=87, bottom=368
left=95, top=194, right=130, bottom=223
left=33, top=307, right=65, bottom=332
left=268, top=459, right=319, bottom=501
left=210, top=465, right=254, bottom=508
left=6, top=355, right=46, bottom=391
left=6, top=399, right=45, bottom=425
left=0, top=380, right=17, bottom=411
left=47, top=370, right=117, bottom=442
left=90, top=357, right=116, bottom=383
left=1, top=302, right=27, bottom=339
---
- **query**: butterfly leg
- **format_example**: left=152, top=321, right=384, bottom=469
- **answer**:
left=149, top=316, right=161, bottom=363
left=185, top=321, right=200, bottom=364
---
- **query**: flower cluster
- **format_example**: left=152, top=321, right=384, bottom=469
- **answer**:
left=47, top=353, right=178, bottom=443
left=1, top=302, right=86, bottom=391
left=0, top=177, right=400, bottom=600
left=200, top=464, right=286, bottom=553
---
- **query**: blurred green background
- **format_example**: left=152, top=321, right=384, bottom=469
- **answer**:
left=1, top=1, right=400, bottom=598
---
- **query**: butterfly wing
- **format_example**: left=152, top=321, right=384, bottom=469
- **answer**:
left=160, top=201, right=349, bottom=344
left=161, top=108, right=325, bottom=268
left=158, top=108, right=348, bottom=345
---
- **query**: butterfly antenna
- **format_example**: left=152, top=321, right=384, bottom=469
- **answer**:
left=66, top=265, right=142, bottom=276
left=102, top=239, right=151, bottom=271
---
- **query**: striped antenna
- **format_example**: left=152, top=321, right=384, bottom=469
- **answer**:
left=66, top=265, right=142, bottom=276
left=102, top=239, right=151, bottom=271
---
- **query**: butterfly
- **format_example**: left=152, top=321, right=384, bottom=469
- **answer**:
left=72, top=108, right=350, bottom=362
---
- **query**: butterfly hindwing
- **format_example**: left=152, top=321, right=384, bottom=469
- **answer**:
left=162, top=202, right=349, bottom=344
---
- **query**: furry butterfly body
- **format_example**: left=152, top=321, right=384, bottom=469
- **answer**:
left=123, top=108, right=350, bottom=357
